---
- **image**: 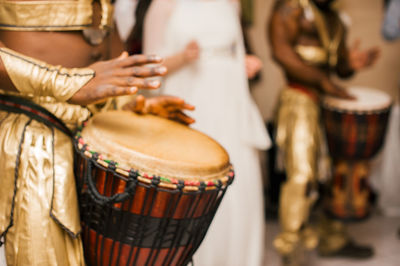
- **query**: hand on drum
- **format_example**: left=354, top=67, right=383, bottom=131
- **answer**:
left=349, top=39, right=380, bottom=71
left=320, top=77, right=355, bottom=100
left=68, top=52, right=167, bottom=105
left=123, top=95, right=196, bottom=125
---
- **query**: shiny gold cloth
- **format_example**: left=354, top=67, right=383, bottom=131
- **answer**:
left=274, top=88, right=348, bottom=257
left=295, top=45, right=329, bottom=66
left=274, top=88, right=320, bottom=255
left=0, top=48, right=94, bottom=102
left=0, top=0, right=92, bottom=31
left=0, top=93, right=90, bottom=265
left=0, top=0, right=113, bottom=31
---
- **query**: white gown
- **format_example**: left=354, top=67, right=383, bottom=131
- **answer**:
left=144, top=1, right=271, bottom=265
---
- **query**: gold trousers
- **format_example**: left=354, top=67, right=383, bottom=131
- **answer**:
left=0, top=94, right=90, bottom=265
left=276, top=88, right=320, bottom=233
left=274, top=88, right=348, bottom=256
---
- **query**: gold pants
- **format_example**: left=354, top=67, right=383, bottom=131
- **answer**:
left=0, top=95, right=90, bottom=265
left=274, top=88, right=347, bottom=256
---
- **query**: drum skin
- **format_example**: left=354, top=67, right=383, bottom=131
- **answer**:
left=74, top=111, right=233, bottom=266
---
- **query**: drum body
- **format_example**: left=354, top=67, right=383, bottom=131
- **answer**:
left=322, top=87, right=392, bottom=160
left=74, top=111, right=234, bottom=266
left=322, top=87, right=392, bottom=220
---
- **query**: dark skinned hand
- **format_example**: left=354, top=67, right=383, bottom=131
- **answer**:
left=123, top=95, right=195, bottom=125
left=349, top=39, right=380, bottom=71
left=68, top=52, right=167, bottom=105
left=320, top=77, right=355, bottom=100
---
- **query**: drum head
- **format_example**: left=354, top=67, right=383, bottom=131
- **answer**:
left=323, top=86, right=392, bottom=112
left=80, top=111, right=231, bottom=181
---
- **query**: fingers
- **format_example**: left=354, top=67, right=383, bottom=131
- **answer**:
left=101, top=86, right=138, bottom=100
left=117, top=51, right=129, bottom=60
left=133, top=95, right=146, bottom=113
left=366, top=47, right=380, bottom=66
left=329, top=88, right=355, bottom=100
left=114, top=77, right=161, bottom=90
left=168, top=111, right=195, bottom=125
left=117, top=54, right=163, bottom=67
left=114, top=65, right=167, bottom=77
left=157, top=96, right=196, bottom=111
left=182, top=103, right=195, bottom=111
left=351, top=39, right=361, bottom=51
left=187, top=40, right=199, bottom=49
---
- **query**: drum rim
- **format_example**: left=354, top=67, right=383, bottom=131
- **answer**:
left=321, top=104, right=392, bottom=115
left=74, top=128, right=234, bottom=192
left=322, top=87, right=393, bottom=112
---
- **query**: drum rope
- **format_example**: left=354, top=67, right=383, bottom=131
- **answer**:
left=84, top=150, right=138, bottom=205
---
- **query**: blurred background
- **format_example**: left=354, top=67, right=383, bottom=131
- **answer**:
left=115, top=0, right=400, bottom=265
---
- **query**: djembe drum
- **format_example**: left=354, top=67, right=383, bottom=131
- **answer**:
left=322, top=87, right=392, bottom=220
left=74, top=111, right=234, bottom=266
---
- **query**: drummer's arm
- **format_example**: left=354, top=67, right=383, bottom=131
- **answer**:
left=0, top=40, right=166, bottom=105
left=336, top=27, right=355, bottom=79
left=269, top=3, right=350, bottom=98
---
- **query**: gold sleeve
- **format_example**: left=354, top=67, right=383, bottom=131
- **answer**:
left=0, top=47, right=95, bottom=102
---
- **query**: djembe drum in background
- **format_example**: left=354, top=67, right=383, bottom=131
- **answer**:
left=322, top=87, right=392, bottom=220
left=74, top=111, right=234, bottom=266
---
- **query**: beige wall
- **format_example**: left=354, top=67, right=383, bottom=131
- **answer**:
left=248, top=0, right=400, bottom=121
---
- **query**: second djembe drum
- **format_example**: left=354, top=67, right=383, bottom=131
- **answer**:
left=322, top=86, right=392, bottom=220
left=74, top=111, right=234, bottom=266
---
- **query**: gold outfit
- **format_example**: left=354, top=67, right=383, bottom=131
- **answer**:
left=0, top=48, right=95, bottom=102
left=0, top=97, right=90, bottom=265
left=274, top=0, right=347, bottom=260
left=274, top=88, right=320, bottom=256
left=0, top=0, right=115, bottom=264
left=0, top=0, right=113, bottom=31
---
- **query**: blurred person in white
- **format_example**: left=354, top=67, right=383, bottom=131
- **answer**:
left=143, top=0, right=271, bottom=265
left=372, top=0, right=400, bottom=235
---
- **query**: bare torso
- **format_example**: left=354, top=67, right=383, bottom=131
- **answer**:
left=269, top=1, right=354, bottom=98
left=0, top=0, right=124, bottom=68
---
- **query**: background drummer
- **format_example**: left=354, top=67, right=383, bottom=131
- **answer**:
left=0, top=0, right=195, bottom=264
left=268, top=0, right=379, bottom=264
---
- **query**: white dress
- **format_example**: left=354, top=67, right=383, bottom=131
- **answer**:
left=144, top=1, right=271, bottom=265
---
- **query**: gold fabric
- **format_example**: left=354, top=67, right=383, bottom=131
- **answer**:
left=0, top=0, right=93, bottom=31
left=99, top=0, right=114, bottom=30
left=274, top=88, right=320, bottom=255
left=0, top=93, right=90, bottom=265
left=274, top=88, right=348, bottom=257
left=0, top=48, right=94, bottom=102
left=81, top=111, right=231, bottom=180
left=295, top=45, right=328, bottom=66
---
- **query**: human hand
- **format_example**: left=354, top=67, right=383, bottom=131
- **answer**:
left=320, top=77, right=355, bottom=99
left=349, top=39, right=380, bottom=71
left=245, top=54, right=263, bottom=79
left=123, top=95, right=195, bottom=125
left=69, top=52, right=167, bottom=105
left=182, top=40, right=200, bottom=64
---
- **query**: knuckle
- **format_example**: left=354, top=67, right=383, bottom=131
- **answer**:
left=127, top=77, right=135, bottom=85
